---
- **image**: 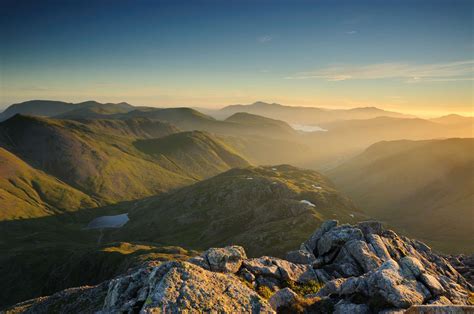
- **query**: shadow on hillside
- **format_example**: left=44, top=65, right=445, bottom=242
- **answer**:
left=0, top=200, right=135, bottom=250
left=0, top=197, right=196, bottom=309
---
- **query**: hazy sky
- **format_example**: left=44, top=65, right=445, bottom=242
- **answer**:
left=1, top=0, right=473, bottom=116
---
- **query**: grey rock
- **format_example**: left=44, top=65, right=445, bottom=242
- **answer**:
left=285, top=249, right=316, bottom=264
left=268, top=288, right=298, bottom=311
left=104, top=261, right=273, bottom=313
left=420, top=273, right=445, bottom=295
left=303, top=219, right=338, bottom=253
left=317, top=225, right=364, bottom=256
left=366, top=259, right=426, bottom=308
left=367, top=233, right=392, bottom=261
left=242, top=256, right=280, bottom=278
left=357, top=220, right=384, bottom=235
left=272, top=258, right=318, bottom=283
left=188, top=256, right=210, bottom=270
left=334, top=299, right=370, bottom=314
left=344, top=239, right=382, bottom=272
left=400, top=256, right=425, bottom=278
left=201, top=245, right=247, bottom=273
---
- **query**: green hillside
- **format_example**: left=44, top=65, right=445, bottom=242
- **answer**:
left=327, top=138, right=474, bottom=253
left=0, top=115, right=248, bottom=204
left=0, top=148, right=98, bottom=220
left=71, top=118, right=180, bottom=139
left=134, top=131, right=250, bottom=179
left=115, top=165, right=362, bottom=256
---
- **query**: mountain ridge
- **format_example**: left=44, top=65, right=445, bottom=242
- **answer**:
left=327, top=138, right=474, bottom=253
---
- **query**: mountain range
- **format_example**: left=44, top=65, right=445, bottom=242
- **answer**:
left=0, top=99, right=472, bottom=310
left=208, top=101, right=413, bottom=124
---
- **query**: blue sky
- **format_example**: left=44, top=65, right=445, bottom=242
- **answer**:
left=1, top=0, right=473, bottom=115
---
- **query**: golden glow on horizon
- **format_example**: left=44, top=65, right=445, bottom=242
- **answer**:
left=1, top=81, right=472, bottom=118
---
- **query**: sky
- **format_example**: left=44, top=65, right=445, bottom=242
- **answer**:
left=0, top=0, right=473, bottom=116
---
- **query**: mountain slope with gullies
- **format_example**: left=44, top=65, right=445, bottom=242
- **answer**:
left=134, top=131, right=249, bottom=180
left=327, top=138, right=474, bottom=253
left=70, top=117, right=180, bottom=139
left=6, top=221, right=473, bottom=313
left=113, top=165, right=362, bottom=256
left=0, top=115, right=249, bottom=203
left=0, top=147, right=98, bottom=220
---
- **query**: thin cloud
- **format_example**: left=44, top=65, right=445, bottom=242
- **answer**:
left=286, top=60, right=474, bottom=83
left=257, top=35, right=273, bottom=43
left=345, top=30, right=357, bottom=35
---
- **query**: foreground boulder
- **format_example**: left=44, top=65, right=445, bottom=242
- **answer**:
left=5, top=221, right=473, bottom=313
left=301, top=220, right=472, bottom=312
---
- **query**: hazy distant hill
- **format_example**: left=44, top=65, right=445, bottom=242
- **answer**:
left=327, top=138, right=474, bottom=253
left=54, top=101, right=134, bottom=119
left=222, top=134, right=312, bottom=166
left=115, top=165, right=362, bottom=256
left=0, top=100, right=135, bottom=121
left=118, top=107, right=298, bottom=138
left=431, top=114, right=474, bottom=126
left=301, top=116, right=473, bottom=169
left=0, top=100, right=77, bottom=121
left=215, top=101, right=412, bottom=124
left=0, top=147, right=97, bottom=220
left=224, top=112, right=297, bottom=136
left=0, top=115, right=249, bottom=203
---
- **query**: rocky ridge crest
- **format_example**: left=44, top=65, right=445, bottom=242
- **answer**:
left=5, top=221, right=473, bottom=313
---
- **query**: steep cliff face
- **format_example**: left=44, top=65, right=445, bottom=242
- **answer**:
left=6, top=221, right=473, bottom=313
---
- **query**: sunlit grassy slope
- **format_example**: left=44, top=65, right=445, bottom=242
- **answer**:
left=0, top=115, right=249, bottom=204
left=0, top=147, right=98, bottom=220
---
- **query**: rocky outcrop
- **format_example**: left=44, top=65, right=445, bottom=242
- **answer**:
left=300, top=220, right=472, bottom=312
left=102, top=261, right=272, bottom=313
left=446, top=254, right=474, bottom=286
left=5, top=221, right=473, bottom=313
